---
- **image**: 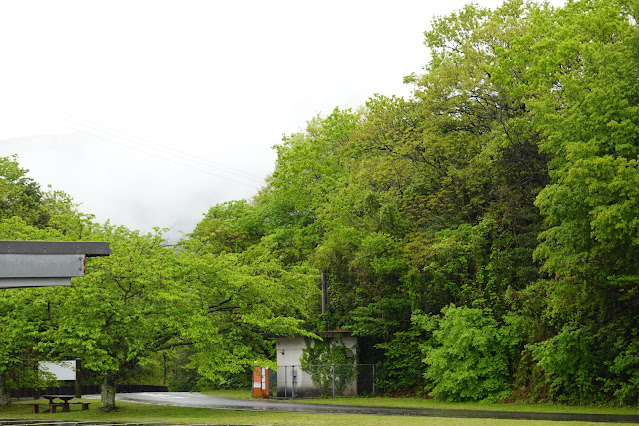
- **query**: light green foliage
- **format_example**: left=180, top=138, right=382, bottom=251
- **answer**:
left=177, top=240, right=319, bottom=382
left=418, top=306, right=521, bottom=402
left=0, top=216, right=62, bottom=241
left=519, top=0, right=639, bottom=403
left=0, top=155, right=320, bottom=406
left=353, top=233, right=405, bottom=281
left=300, top=338, right=358, bottom=396
left=181, top=199, right=319, bottom=383
left=533, top=0, right=639, bottom=284
left=530, top=327, right=598, bottom=404
left=260, top=109, right=360, bottom=265
left=190, top=200, right=263, bottom=255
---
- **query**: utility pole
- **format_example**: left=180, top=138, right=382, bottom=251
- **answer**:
left=321, top=270, right=328, bottom=330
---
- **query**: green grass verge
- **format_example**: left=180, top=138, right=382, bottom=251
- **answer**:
left=0, top=399, right=633, bottom=426
left=201, top=388, right=255, bottom=399
left=291, top=396, right=639, bottom=416
left=203, top=389, right=639, bottom=416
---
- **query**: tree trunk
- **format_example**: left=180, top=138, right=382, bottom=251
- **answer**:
left=0, top=374, right=11, bottom=406
left=99, top=373, right=118, bottom=412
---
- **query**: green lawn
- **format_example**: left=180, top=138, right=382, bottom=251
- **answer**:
left=0, top=399, right=634, bottom=426
left=204, top=389, right=639, bottom=416
left=202, top=388, right=255, bottom=399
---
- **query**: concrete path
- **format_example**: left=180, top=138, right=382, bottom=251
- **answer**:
left=85, top=392, right=639, bottom=423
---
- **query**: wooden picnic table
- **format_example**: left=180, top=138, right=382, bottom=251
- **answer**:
left=41, top=394, right=76, bottom=412
left=30, top=394, right=90, bottom=413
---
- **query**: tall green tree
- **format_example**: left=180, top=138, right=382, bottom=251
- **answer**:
left=39, top=225, right=181, bottom=412
left=527, top=0, right=639, bottom=402
left=258, top=108, right=361, bottom=266
left=176, top=239, right=318, bottom=384
left=533, top=0, right=639, bottom=319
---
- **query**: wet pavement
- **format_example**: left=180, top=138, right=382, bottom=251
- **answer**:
left=7, top=392, right=639, bottom=424
left=103, top=392, right=639, bottom=423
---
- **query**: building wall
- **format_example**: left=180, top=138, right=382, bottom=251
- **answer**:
left=276, top=335, right=307, bottom=367
left=275, top=335, right=358, bottom=397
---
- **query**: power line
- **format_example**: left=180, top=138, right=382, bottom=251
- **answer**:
left=67, top=115, right=266, bottom=183
left=68, top=124, right=263, bottom=190
left=0, top=96, right=270, bottom=190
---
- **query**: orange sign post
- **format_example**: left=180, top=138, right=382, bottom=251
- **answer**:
left=252, top=366, right=269, bottom=398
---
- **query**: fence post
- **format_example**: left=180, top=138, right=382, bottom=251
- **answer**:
left=292, top=366, right=296, bottom=399
left=372, top=364, right=375, bottom=395
left=332, top=365, right=336, bottom=398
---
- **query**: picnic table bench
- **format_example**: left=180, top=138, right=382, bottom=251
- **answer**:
left=29, top=402, right=64, bottom=413
left=69, top=401, right=92, bottom=410
left=30, top=395, right=91, bottom=413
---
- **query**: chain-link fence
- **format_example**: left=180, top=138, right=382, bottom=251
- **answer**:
left=270, top=364, right=375, bottom=398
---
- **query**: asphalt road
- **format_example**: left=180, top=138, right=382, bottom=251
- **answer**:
left=90, top=392, right=639, bottom=423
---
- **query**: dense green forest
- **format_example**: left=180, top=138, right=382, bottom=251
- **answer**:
left=2, top=0, right=639, bottom=409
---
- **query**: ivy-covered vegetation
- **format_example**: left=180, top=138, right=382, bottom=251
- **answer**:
left=300, top=338, right=358, bottom=396
left=1, top=0, right=639, bottom=408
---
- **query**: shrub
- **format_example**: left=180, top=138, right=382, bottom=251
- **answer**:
left=421, top=305, right=521, bottom=402
left=530, top=326, right=597, bottom=404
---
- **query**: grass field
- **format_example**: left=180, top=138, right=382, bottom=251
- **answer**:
left=0, top=394, right=636, bottom=426
left=204, top=389, right=639, bottom=416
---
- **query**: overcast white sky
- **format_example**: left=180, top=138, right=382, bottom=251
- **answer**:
left=0, top=0, right=565, bottom=242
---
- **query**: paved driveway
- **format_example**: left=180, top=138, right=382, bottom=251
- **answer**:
left=88, top=392, right=639, bottom=423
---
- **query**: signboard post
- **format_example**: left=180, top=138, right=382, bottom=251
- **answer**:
left=76, top=358, right=82, bottom=398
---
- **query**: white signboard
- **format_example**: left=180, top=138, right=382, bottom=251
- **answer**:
left=39, top=360, right=76, bottom=381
